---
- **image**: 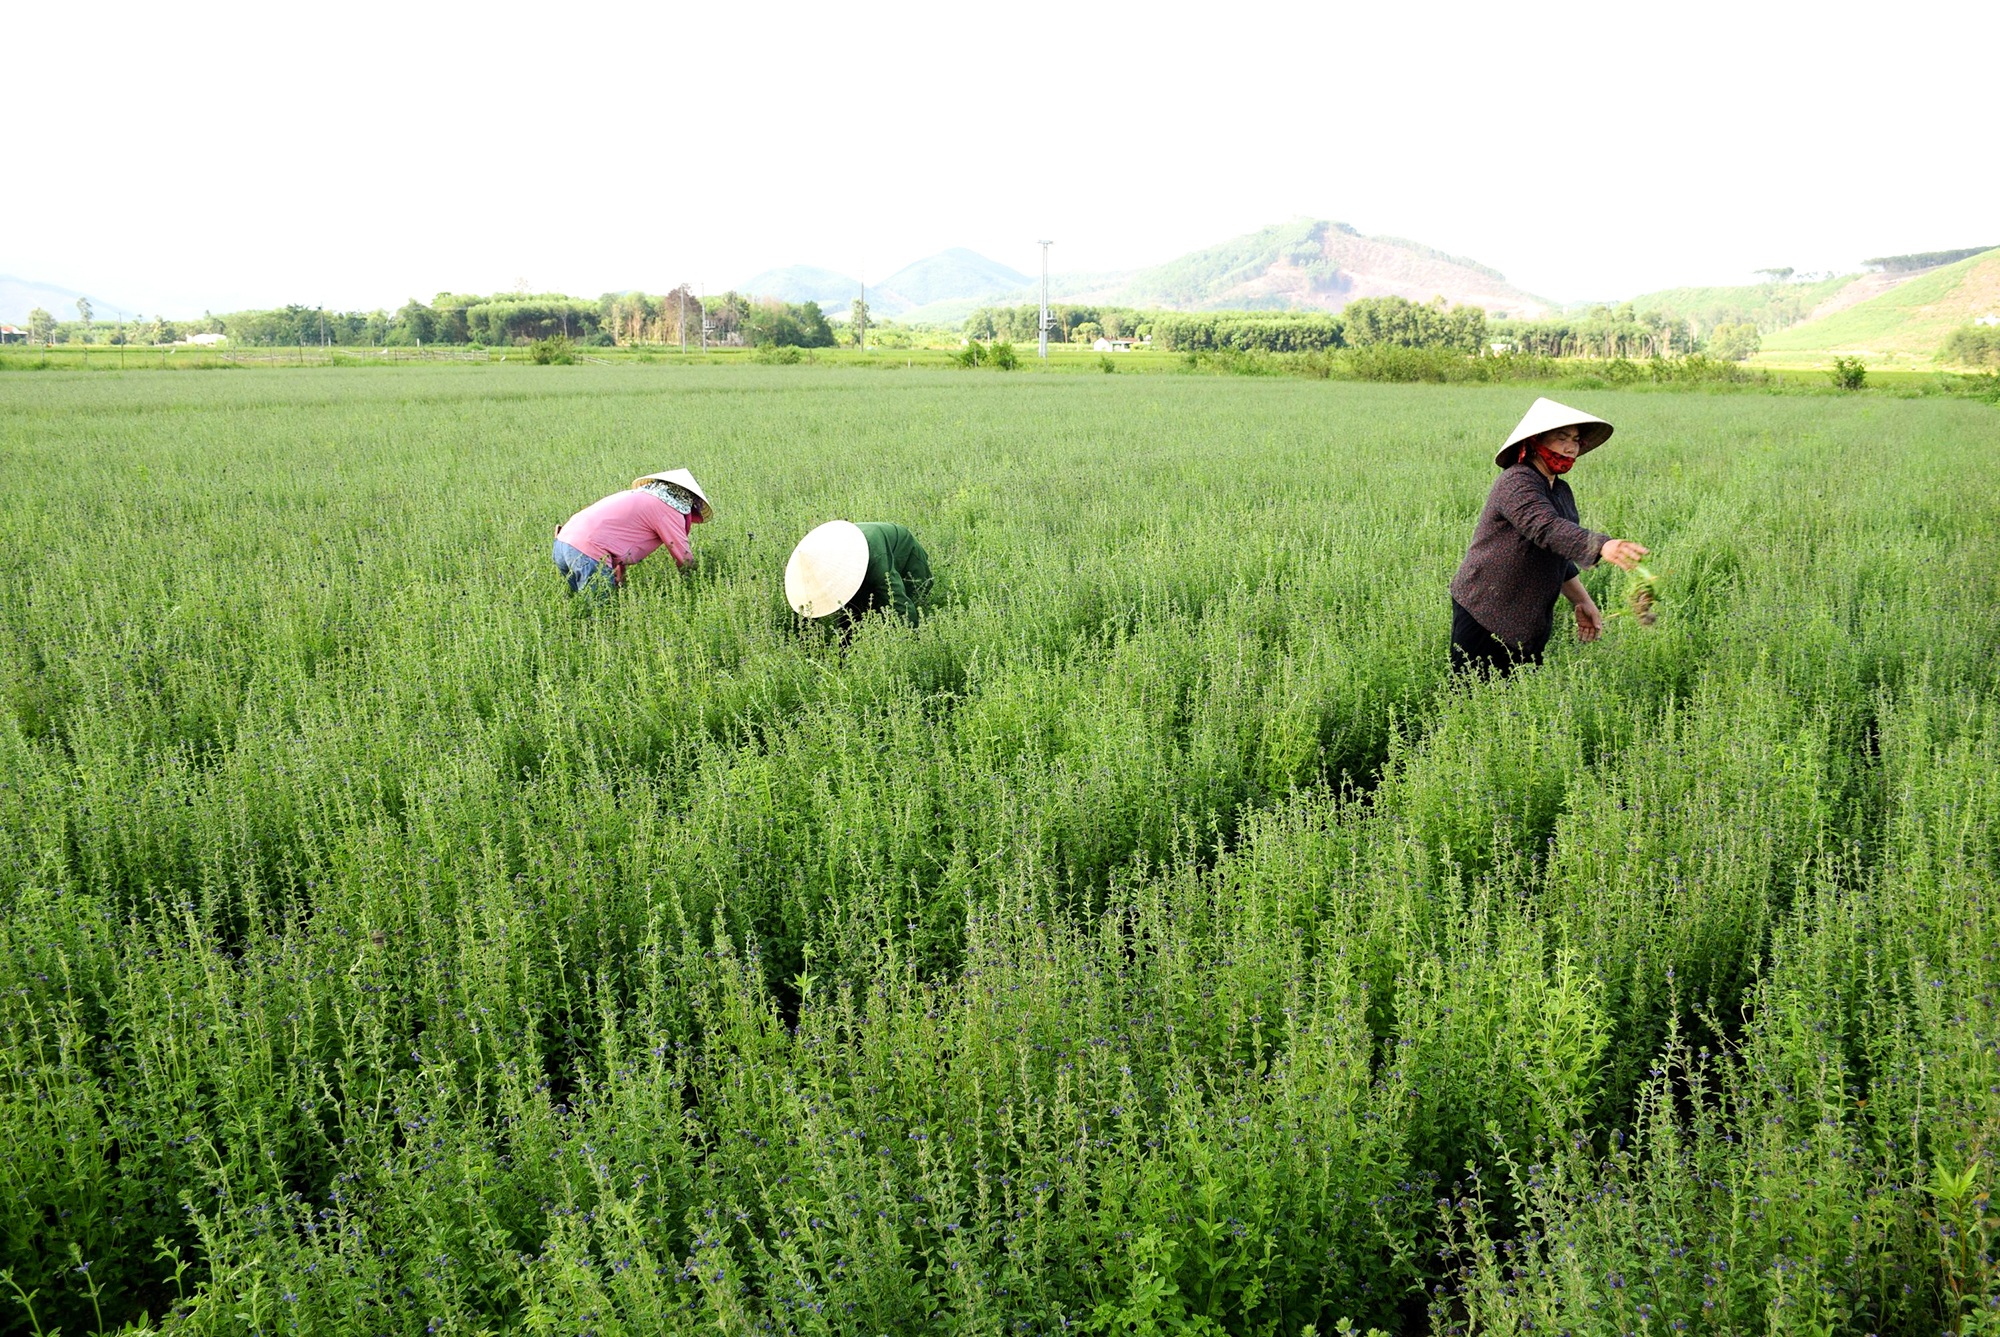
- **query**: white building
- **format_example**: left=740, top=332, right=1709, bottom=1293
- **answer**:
left=181, top=332, right=227, bottom=346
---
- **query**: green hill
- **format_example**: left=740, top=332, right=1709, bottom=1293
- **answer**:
left=734, top=265, right=861, bottom=309
left=872, top=249, right=1029, bottom=312
left=1762, top=248, right=2000, bottom=359
left=1629, top=275, right=1860, bottom=334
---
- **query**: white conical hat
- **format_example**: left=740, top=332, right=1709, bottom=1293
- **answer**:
left=785, top=521, right=869, bottom=618
left=631, top=468, right=714, bottom=520
left=1495, top=398, right=1614, bottom=467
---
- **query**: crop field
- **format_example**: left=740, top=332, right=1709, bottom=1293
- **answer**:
left=2, top=366, right=1998, bottom=1336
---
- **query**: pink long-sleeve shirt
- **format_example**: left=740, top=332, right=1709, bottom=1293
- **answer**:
left=558, top=490, right=693, bottom=569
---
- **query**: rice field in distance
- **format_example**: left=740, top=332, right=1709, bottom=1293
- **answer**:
left=2, top=365, right=1998, bottom=1336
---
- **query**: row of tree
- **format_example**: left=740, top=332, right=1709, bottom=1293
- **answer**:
left=1149, top=298, right=1490, bottom=355
left=963, top=305, right=1153, bottom=344
left=14, top=290, right=1766, bottom=363
left=1147, top=312, right=1345, bottom=353
left=14, top=290, right=851, bottom=350
left=1488, top=303, right=1705, bottom=359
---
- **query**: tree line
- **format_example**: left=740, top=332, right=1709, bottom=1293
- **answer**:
left=16, top=290, right=853, bottom=349
left=14, top=289, right=1767, bottom=364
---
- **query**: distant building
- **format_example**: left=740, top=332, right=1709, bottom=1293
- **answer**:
left=1092, top=336, right=1140, bottom=352
left=181, top=332, right=227, bottom=346
left=0, top=325, right=26, bottom=344
left=1976, top=314, right=2000, bottom=327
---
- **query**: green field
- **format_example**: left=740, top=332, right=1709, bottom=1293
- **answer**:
left=3, top=367, right=1999, bottom=1335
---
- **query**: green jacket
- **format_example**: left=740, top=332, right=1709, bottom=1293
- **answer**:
left=848, top=523, right=933, bottom=624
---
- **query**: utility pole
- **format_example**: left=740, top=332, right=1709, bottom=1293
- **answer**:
left=700, top=285, right=708, bottom=352
left=859, top=259, right=866, bottom=353
left=1037, top=240, right=1054, bottom=359
left=680, top=286, right=687, bottom=354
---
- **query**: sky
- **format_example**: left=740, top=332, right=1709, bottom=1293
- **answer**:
left=6, top=0, right=1995, bottom=317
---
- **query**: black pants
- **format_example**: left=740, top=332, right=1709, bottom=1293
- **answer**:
left=1450, top=600, right=1547, bottom=677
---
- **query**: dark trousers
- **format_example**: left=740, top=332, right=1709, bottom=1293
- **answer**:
left=1450, top=600, right=1547, bottom=677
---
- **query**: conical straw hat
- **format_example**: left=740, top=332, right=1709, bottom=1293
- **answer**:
left=785, top=521, right=870, bottom=618
left=631, top=468, right=714, bottom=520
left=1495, top=398, right=1614, bottom=467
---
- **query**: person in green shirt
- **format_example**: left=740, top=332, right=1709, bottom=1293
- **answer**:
left=785, top=520, right=933, bottom=625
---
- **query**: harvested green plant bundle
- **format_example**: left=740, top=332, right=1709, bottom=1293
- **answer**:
left=1619, top=563, right=1660, bottom=626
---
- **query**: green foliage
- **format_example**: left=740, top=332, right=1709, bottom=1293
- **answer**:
left=967, top=303, right=1154, bottom=345
left=1624, top=274, right=1858, bottom=335
left=1707, top=321, right=1762, bottom=362
left=1830, top=354, right=1868, bottom=389
left=25, top=308, right=54, bottom=343
left=528, top=334, right=576, bottom=365
left=1150, top=311, right=1346, bottom=354
left=1341, top=296, right=1486, bottom=354
left=952, top=339, right=1017, bottom=369
left=1864, top=245, right=1996, bottom=272
left=1491, top=303, right=1697, bottom=359
left=744, top=298, right=835, bottom=349
left=0, top=368, right=1997, bottom=1334
left=1942, top=325, right=2000, bottom=368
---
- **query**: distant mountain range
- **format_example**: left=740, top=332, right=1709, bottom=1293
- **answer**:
left=737, top=221, right=1553, bottom=324
left=737, top=248, right=1032, bottom=319
left=0, top=274, right=134, bottom=326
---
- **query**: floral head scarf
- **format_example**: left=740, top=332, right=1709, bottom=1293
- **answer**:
left=640, top=480, right=696, bottom=515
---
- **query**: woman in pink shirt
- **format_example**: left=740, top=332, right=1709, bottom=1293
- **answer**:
left=553, top=468, right=713, bottom=596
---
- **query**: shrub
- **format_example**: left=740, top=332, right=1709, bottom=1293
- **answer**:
left=953, top=341, right=1018, bottom=370
left=1706, top=322, right=1761, bottom=362
left=1829, top=355, right=1868, bottom=390
left=753, top=343, right=803, bottom=365
left=1941, top=325, right=2000, bottom=368
left=529, top=335, right=575, bottom=365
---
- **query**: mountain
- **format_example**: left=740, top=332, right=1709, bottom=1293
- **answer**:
left=733, top=265, right=862, bottom=309
left=739, top=250, right=1030, bottom=319
left=0, top=274, right=134, bottom=325
left=1092, top=220, right=1550, bottom=317
left=898, top=221, right=1551, bottom=324
left=1761, top=247, right=2000, bottom=358
left=869, top=249, right=1030, bottom=315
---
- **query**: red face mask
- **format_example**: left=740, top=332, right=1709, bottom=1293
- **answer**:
left=1531, top=441, right=1577, bottom=475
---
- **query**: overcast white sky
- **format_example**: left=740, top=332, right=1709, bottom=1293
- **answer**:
left=7, top=1, right=1995, bottom=316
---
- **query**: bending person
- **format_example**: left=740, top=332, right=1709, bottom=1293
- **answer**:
left=785, top=521, right=932, bottom=626
left=553, top=469, right=713, bottom=597
left=1449, top=398, right=1647, bottom=675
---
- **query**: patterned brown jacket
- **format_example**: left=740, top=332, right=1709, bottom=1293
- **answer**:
left=1449, top=462, right=1608, bottom=649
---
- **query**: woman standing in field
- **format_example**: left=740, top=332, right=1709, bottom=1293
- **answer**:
left=553, top=469, right=712, bottom=597
left=784, top=520, right=933, bottom=626
left=1449, top=398, right=1647, bottom=675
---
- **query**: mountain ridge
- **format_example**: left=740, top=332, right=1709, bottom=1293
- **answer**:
left=740, top=221, right=1550, bottom=325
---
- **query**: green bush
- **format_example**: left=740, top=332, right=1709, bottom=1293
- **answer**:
left=1942, top=325, right=2000, bottom=368
left=1705, top=322, right=1761, bottom=362
left=953, top=340, right=1018, bottom=370
left=1830, top=355, right=1868, bottom=389
left=528, top=335, right=576, bottom=365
